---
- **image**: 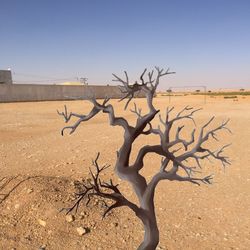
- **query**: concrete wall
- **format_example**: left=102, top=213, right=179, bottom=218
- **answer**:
left=0, top=70, right=12, bottom=85
left=0, top=84, right=143, bottom=102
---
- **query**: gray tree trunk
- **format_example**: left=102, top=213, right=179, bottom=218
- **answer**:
left=138, top=212, right=159, bottom=250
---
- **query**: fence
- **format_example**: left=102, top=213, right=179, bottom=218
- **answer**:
left=0, top=84, right=143, bottom=103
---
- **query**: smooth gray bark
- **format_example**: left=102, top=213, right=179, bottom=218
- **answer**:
left=58, top=68, right=231, bottom=250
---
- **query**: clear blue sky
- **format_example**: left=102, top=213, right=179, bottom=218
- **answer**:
left=1, top=0, right=250, bottom=89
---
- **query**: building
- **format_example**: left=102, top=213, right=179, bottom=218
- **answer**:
left=0, top=70, right=13, bottom=85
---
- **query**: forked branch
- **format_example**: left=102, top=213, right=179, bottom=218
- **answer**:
left=113, top=67, right=175, bottom=110
left=177, top=118, right=232, bottom=168
left=58, top=97, right=131, bottom=135
left=66, top=153, right=140, bottom=218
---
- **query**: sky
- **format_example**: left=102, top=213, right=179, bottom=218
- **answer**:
left=0, top=0, right=250, bottom=89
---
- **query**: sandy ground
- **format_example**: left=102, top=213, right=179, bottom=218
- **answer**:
left=0, top=95, right=250, bottom=250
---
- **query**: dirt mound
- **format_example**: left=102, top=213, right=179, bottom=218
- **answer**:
left=0, top=175, right=139, bottom=250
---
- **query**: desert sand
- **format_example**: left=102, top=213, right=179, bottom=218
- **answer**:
left=0, top=94, right=250, bottom=250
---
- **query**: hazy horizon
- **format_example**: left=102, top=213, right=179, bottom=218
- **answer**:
left=1, top=0, right=250, bottom=89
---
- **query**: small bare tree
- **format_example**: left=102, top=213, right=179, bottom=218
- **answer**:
left=58, top=67, right=231, bottom=250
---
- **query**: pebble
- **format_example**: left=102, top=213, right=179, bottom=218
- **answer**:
left=38, top=219, right=46, bottom=227
left=76, top=227, right=87, bottom=236
left=14, top=204, right=20, bottom=209
left=87, top=222, right=96, bottom=228
left=27, top=188, right=33, bottom=194
left=80, top=211, right=88, bottom=218
left=156, top=246, right=164, bottom=250
left=66, top=214, right=75, bottom=223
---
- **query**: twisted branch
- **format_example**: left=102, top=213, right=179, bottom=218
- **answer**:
left=58, top=97, right=131, bottom=135
left=132, top=106, right=231, bottom=201
left=66, top=153, right=140, bottom=218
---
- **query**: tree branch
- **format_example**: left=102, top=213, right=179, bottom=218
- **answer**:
left=138, top=105, right=231, bottom=207
left=112, top=68, right=175, bottom=111
left=177, top=118, right=232, bottom=168
left=58, top=97, right=132, bottom=135
left=66, top=153, right=140, bottom=217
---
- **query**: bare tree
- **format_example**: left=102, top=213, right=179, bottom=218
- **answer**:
left=58, top=67, right=231, bottom=250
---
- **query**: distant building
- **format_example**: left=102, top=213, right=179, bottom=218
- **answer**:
left=55, top=78, right=88, bottom=86
left=0, top=70, right=12, bottom=84
left=56, top=81, right=84, bottom=86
